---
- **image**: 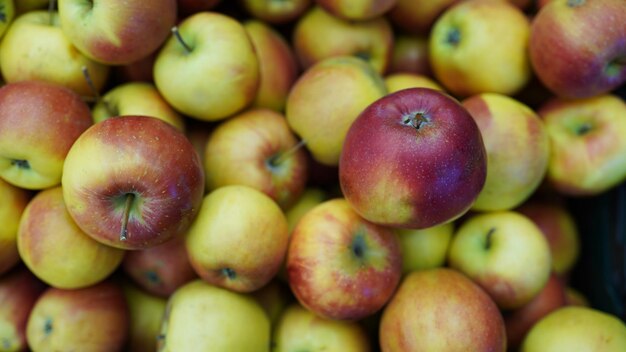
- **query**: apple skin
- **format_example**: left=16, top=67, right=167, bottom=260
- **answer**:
left=204, top=108, right=308, bottom=210
left=26, top=280, right=129, bottom=352
left=240, top=0, right=312, bottom=24
left=61, top=115, right=205, bottom=250
left=0, top=0, right=15, bottom=37
left=379, top=268, right=507, bottom=351
left=339, top=87, right=487, bottom=230
left=538, top=94, right=626, bottom=195
left=58, top=0, right=177, bottom=65
left=286, top=198, right=402, bottom=321
left=17, top=186, right=126, bottom=289
left=388, top=34, right=432, bottom=76
left=122, top=281, right=168, bottom=352
left=0, top=178, right=30, bottom=275
left=395, top=222, right=454, bottom=274
left=316, top=0, right=397, bottom=21
left=0, top=80, right=93, bottom=190
left=529, top=0, right=626, bottom=99
left=384, top=72, right=444, bottom=93
left=388, top=0, right=460, bottom=35
left=0, top=265, right=47, bottom=352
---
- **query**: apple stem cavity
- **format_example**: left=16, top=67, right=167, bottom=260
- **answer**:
left=403, top=112, right=430, bottom=130
left=446, top=28, right=461, bottom=46
left=267, top=139, right=307, bottom=167
left=10, top=159, right=30, bottom=170
left=221, top=267, right=237, bottom=280
left=171, top=26, right=192, bottom=54
left=484, top=227, right=496, bottom=250
left=43, top=318, right=53, bottom=335
left=576, top=122, right=593, bottom=136
left=120, top=193, right=135, bottom=242
left=351, top=234, right=367, bottom=260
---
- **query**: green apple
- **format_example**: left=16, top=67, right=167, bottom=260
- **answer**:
left=122, top=281, right=168, bottom=352
left=0, top=178, right=30, bottom=275
left=285, top=187, right=328, bottom=233
left=396, top=222, right=454, bottom=274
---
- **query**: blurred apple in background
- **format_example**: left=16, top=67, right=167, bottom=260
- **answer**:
left=538, top=94, right=626, bottom=196
left=315, top=0, right=397, bottom=21
left=111, top=51, right=156, bottom=84
left=0, top=80, right=92, bottom=190
left=157, top=280, right=270, bottom=351
left=154, top=11, right=259, bottom=122
left=379, top=268, right=506, bottom=351
left=462, top=93, right=550, bottom=211
left=0, top=178, right=29, bottom=275
left=0, top=10, right=110, bottom=98
left=286, top=56, right=387, bottom=166
left=13, top=0, right=46, bottom=15
left=26, top=280, right=129, bottom=352
left=448, top=211, right=552, bottom=310
left=186, top=185, right=289, bottom=293
left=396, top=222, right=454, bottom=275
left=287, top=198, right=402, bottom=320
left=565, top=287, right=589, bottom=307
left=62, top=116, right=205, bottom=250
left=388, top=34, right=432, bottom=76
left=17, top=187, right=125, bottom=289
left=273, top=303, right=371, bottom=352
left=251, top=279, right=294, bottom=327
left=122, top=282, right=168, bottom=352
left=339, top=88, right=486, bottom=229
left=292, top=6, right=393, bottom=74
left=240, top=0, right=312, bottom=24
left=0, top=0, right=14, bottom=37
left=204, top=108, right=308, bottom=209
left=384, top=72, right=444, bottom=93
left=429, top=0, right=531, bottom=97
left=529, top=0, right=626, bottom=99
left=388, top=0, right=459, bottom=35
left=285, top=187, right=328, bottom=232
left=0, top=266, right=46, bottom=352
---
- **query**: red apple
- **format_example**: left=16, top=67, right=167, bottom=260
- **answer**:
left=339, top=87, right=487, bottom=229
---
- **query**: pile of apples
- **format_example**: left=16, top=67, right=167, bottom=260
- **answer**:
left=1, top=0, right=626, bottom=351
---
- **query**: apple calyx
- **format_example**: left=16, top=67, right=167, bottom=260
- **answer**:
left=10, top=159, right=30, bottom=170
left=403, top=112, right=430, bottom=131
left=484, top=227, right=496, bottom=250
left=606, top=56, right=626, bottom=77
left=221, top=267, right=237, bottom=280
left=43, top=317, right=53, bottom=336
left=266, top=139, right=307, bottom=168
left=171, top=26, right=192, bottom=54
left=575, top=122, right=593, bottom=136
left=120, top=193, right=135, bottom=242
left=354, top=50, right=372, bottom=63
left=446, top=28, right=461, bottom=46
left=351, top=234, right=367, bottom=260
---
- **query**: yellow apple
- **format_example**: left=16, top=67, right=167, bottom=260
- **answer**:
left=122, top=282, right=168, bottom=352
left=384, top=72, right=444, bottom=93
left=316, top=0, right=397, bottom=21
left=0, top=0, right=15, bottom=38
left=0, top=178, right=30, bottom=275
left=396, top=222, right=454, bottom=274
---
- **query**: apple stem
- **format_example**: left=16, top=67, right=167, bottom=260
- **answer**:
left=81, top=66, right=114, bottom=116
left=171, top=26, right=192, bottom=54
left=484, top=227, right=495, bottom=250
left=120, top=193, right=135, bottom=242
left=268, top=139, right=307, bottom=167
left=48, top=0, right=56, bottom=25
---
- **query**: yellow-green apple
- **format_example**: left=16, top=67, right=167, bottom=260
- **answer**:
left=0, top=266, right=46, bottom=352
left=92, top=82, right=185, bottom=132
left=204, top=108, right=308, bottom=210
left=292, top=6, right=394, bottom=74
left=379, top=268, right=506, bottom=351
left=429, top=0, right=532, bottom=97
left=285, top=187, right=328, bottom=232
left=339, top=87, right=487, bottom=229
left=0, top=80, right=92, bottom=190
left=529, top=0, right=626, bottom=99
left=539, top=94, right=626, bottom=195
left=177, top=0, right=222, bottom=17
left=565, top=287, right=589, bottom=307
left=395, top=222, right=454, bottom=274
left=26, top=280, right=129, bottom=352
left=0, top=10, right=110, bottom=97
left=286, top=198, right=402, bottom=320
left=388, top=0, right=460, bottom=35
left=315, top=0, right=397, bottom=21
left=17, top=186, right=125, bottom=289
left=57, top=0, right=177, bottom=65
left=504, top=273, right=568, bottom=349
left=244, top=19, right=299, bottom=113
left=61, top=116, right=205, bottom=250
left=462, top=93, right=550, bottom=211
left=384, top=72, right=444, bottom=93
left=521, top=306, right=626, bottom=351
left=122, top=235, right=197, bottom=298
left=157, top=279, right=270, bottom=351
left=186, top=185, right=289, bottom=293
left=154, top=11, right=259, bottom=122
left=251, top=279, right=294, bottom=327
left=388, top=34, right=431, bottom=76
left=272, top=303, right=371, bottom=352
left=0, top=0, right=14, bottom=37
left=286, top=56, right=387, bottom=166
left=240, top=0, right=312, bottom=24
left=0, top=178, right=29, bottom=275
left=516, top=200, right=581, bottom=276
left=447, top=211, right=552, bottom=310
left=122, top=281, right=167, bottom=352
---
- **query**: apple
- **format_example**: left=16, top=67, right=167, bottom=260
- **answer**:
left=315, top=0, right=397, bottom=21
left=243, top=19, right=300, bottom=113
left=286, top=56, right=387, bottom=166
left=0, top=178, right=30, bottom=275
left=58, top=0, right=177, bottom=65
left=0, top=0, right=14, bottom=37
left=240, top=0, right=312, bottom=24
left=0, top=10, right=110, bottom=97
left=0, top=80, right=92, bottom=190
left=379, top=268, right=507, bottom=351
left=186, top=185, right=289, bottom=293
left=286, top=198, right=402, bottom=321
left=388, top=34, right=432, bottom=76
left=61, top=115, right=205, bottom=250
left=122, top=234, right=197, bottom=298
left=462, top=93, right=550, bottom=211
left=157, top=279, right=270, bottom=351
left=429, top=0, right=532, bottom=97
left=177, top=0, right=222, bottom=17
left=292, top=6, right=394, bottom=74
left=203, top=108, right=308, bottom=210
left=448, top=210, right=552, bottom=310
left=272, top=303, right=371, bottom=351
left=154, top=11, right=260, bottom=122
left=388, top=0, right=460, bottom=35
left=251, top=279, right=294, bottom=327
left=384, top=72, right=444, bottom=93
left=521, top=306, right=626, bottom=351
left=26, top=280, right=129, bottom=352
left=529, top=0, right=626, bottom=99
left=339, top=87, right=487, bottom=229
left=17, top=186, right=125, bottom=289
left=396, top=222, right=454, bottom=274
left=0, top=265, right=46, bottom=352
left=538, top=94, right=626, bottom=195
left=92, top=82, right=185, bottom=132
left=285, top=187, right=328, bottom=232
left=111, top=50, right=156, bottom=84
left=122, top=281, right=168, bottom=352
